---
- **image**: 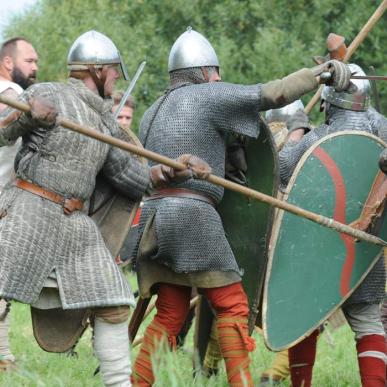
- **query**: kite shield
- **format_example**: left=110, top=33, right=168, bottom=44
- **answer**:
left=91, top=126, right=147, bottom=260
left=263, top=131, right=387, bottom=351
left=194, top=120, right=279, bottom=364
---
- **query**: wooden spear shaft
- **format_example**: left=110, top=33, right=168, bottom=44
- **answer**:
left=0, top=94, right=385, bottom=246
left=304, top=0, right=387, bottom=114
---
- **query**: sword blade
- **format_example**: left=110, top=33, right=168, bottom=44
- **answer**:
left=351, top=75, right=387, bottom=81
left=113, top=60, right=146, bottom=120
left=320, top=72, right=387, bottom=83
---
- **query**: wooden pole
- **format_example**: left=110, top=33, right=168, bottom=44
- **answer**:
left=0, top=94, right=385, bottom=246
left=304, top=0, right=387, bottom=114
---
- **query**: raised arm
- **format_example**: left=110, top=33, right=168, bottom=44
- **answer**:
left=0, top=86, right=56, bottom=146
left=261, top=60, right=351, bottom=111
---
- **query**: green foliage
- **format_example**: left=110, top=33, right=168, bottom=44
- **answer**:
left=4, top=0, right=387, bottom=128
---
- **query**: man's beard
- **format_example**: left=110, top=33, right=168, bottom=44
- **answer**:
left=11, top=67, right=36, bottom=89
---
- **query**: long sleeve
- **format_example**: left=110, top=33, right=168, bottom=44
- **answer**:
left=260, top=68, right=318, bottom=111
left=367, top=107, right=387, bottom=143
left=0, top=86, right=40, bottom=146
left=279, top=125, right=328, bottom=188
left=102, top=123, right=150, bottom=201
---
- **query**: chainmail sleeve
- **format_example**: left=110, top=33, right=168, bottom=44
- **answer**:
left=279, top=125, right=328, bottom=188
left=102, top=126, right=150, bottom=200
left=367, top=107, right=387, bottom=143
left=204, top=82, right=262, bottom=138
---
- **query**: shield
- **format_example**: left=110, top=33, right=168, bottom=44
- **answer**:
left=31, top=126, right=146, bottom=353
left=263, top=131, right=387, bottom=351
left=194, top=120, right=279, bottom=365
left=91, top=127, right=147, bottom=259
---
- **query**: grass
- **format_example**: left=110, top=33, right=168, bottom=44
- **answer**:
left=0, top=274, right=361, bottom=386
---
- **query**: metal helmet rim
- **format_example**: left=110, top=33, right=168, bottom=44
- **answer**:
left=168, top=27, right=219, bottom=72
left=321, top=63, right=370, bottom=111
left=67, top=30, right=129, bottom=80
left=265, top=100, right=305, bottom=123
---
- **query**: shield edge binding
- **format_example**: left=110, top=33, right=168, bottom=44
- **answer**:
left=262, top=130, right=386, bottom=351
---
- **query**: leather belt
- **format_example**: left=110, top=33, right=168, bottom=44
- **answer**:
left=15, top=179, right=84, bottom=215
left=145, top=188, right=216, bottom=207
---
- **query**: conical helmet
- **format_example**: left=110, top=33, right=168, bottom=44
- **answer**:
left=168, top=27, right=219, bottom=72
left=321, top=63, right=370, bottom=111
left=67, top=30, right=128, bottom=80
left=265, top=100, right=305, bottom=123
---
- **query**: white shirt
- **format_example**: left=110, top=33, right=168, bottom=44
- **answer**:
left=0, top=80, right=23, bottom=193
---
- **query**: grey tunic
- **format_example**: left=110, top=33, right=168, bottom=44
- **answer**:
left=0, top=78, right=150, bottom=309
left=279, top=106, right=386, bottom=305
left=136, top=69, right=319, bottom=291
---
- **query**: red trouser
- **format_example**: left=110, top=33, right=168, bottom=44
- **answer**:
left=288, top=329, right=319, bottom=387
left=289, top=331, right=387, bottom=387
left=132, top=282, right=255, bottom=387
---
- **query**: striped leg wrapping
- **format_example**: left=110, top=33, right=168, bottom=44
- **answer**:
left=217, top=317, right=255, bottom=387
left=357, top=334, right=387, bottom=387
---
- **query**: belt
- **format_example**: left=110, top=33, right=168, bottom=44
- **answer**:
left=15, top=179, right=84, bottom=215
left=144, top=188, right=216, bottom=207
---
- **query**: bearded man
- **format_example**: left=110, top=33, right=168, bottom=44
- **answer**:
left=131, top=28, right=352, bottom=387
left=0, top=36, right=38, bottom=370
left=0, top=30, right=210, bottom=386
left=279, top=64, right=387, bottom=387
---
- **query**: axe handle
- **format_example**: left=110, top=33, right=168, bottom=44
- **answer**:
left=0, top=94, right=385, bottom=246
left=129, top=297, right=151, bottom=343
left=305, top=0, right=387, bottom=114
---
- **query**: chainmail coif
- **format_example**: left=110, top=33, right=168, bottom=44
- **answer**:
left=169, top=66, right=218, bottom=86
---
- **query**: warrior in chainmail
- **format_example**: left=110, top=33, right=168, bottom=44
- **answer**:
left=0, top=30, right=210, bottom=387
left=131, top=28, right=352, bottom=387
left=279, top=63, right=387, bottom=387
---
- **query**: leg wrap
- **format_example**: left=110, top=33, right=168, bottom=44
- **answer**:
left=356, top=334, right=387, bottom=387
left=260, top=350, right=290, bottom=382
left=288, top=330, right=319, bottom=387
left=132, top=283, right=191, bottom=386
left=203, top=320, right=222, bottom=376
left=132, top=320, right=167, bottom=387
left=205, top=282, right=255, bottom=387
left=0, top=300, right=14, bottom=364
left=93, top=317, right=131, bottom=387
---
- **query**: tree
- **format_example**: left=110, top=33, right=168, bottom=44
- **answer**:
left=4, top=0, right=386, bottom=128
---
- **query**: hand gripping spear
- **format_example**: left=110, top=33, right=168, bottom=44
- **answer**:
left=0, top=94, right=385, bottom=246
left=305, top=0, right=387, bottom=114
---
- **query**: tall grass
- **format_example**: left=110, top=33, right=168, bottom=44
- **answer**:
left=0, top=296, right=360, bottom=386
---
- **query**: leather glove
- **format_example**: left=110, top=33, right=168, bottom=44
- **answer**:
left=286, top=109, right=311, bottom=134
left=150, top=154, right=212, bottom=189
left=29, top=96, right=57, bottom=128
left=379, top=148, right=387, bottom=174
left=321, top=60, right=352, bottom=92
